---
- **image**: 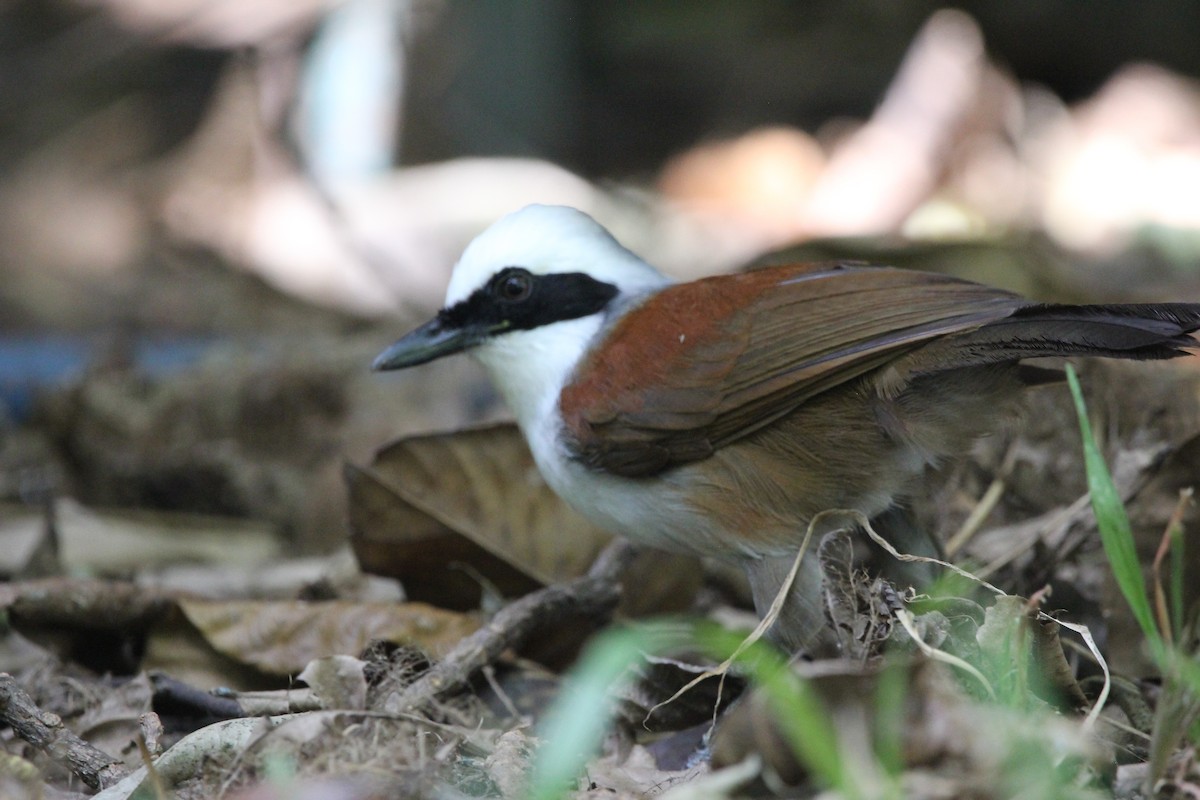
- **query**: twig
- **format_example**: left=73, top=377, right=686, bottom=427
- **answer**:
left=945, top=443, right=1018, bottom=557
left=149, top=672, right=244, bottom=723
left=0, top=672, right=127, bottom=790
left=386, top=541, right=631, bottom=713
left=1, top=578, right=171, bottom=632
left=1151, top=487, right=1193, bottom=647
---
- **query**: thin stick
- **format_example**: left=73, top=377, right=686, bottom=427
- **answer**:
left=0, top=672, right=127, bottom=790
left=386, top=541, right=631, bottom=713
left=945, top=444, right=1018, bottom=557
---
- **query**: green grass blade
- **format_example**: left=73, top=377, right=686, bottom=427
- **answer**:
left=1065, top=365, right=1160, bottom=644
left=529, top=620, right=858, bottom=799
left=1169, top=521, right=1185, bottom=640
left=529, top=622, right=690, bottom=800
left=693, top=624, right=855, bottom=795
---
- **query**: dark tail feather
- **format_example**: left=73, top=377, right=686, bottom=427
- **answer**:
left=912, top=302, right=1200, bottom=374
left=995, top=303, right=1200, bottom=359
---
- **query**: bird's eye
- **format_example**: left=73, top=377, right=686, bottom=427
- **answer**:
left=495, top=270, right=533, bottom=302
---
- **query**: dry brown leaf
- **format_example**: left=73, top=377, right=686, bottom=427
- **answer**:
left=178, top=599, right=479, bottom=676
left=348, top=423, right=703, bottom=616
left=143, top=608, right=275, bottom=691
left=345, top=460, right=542, bottom=609
left=350, top=424, right=614, bottom=588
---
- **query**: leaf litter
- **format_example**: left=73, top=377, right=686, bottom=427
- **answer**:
left=1, top=313, right=1198, bottom=799
left=2, top=35, right=1200, bottom=797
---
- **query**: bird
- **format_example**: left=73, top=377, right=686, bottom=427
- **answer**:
left=373, top=204, right=1200, bottom=653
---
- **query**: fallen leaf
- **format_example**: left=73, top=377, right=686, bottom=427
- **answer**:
left=0, top=500, right=284, bottom=576
left=178, top=599, right=479, bottom=676
left=349, top=424, right=613, bottom=589
left=345, top=460, right=542, bottom=609
left=297, top=655, right=369, bottom=711
left=348, top=424, right=703, bottom=616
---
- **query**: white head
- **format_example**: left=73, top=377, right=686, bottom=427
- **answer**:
left=373, top=205, right=671, bottom=428
left=445, top=204, right=668, bottom=306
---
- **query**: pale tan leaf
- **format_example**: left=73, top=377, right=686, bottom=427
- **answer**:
left=178, top=599, right=479, bottom=676
left=297, top=655, right=368, bottom=711
left=65, top=502, right=280, bottom=572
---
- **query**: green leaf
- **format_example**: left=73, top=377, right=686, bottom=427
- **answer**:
left=528, top=622, right=690, bottom=800
left=1065, top=365, right=1159, bottom=644
left=692, top=624, right=854, bottom=794
left=528, top=620, right=860, bottom=799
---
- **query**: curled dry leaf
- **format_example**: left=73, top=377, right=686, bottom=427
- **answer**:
left=347, top=423, right=702, bottom=615
left=297, top=655, right=369, bottom=711
left=349, top=424, right=613, bottom=586
left=345, top=459, right=543, bottom=609
left=177, top=599, right=479, bottom=677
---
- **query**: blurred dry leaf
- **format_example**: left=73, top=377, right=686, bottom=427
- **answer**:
left=143, top=609, right=279, bottom=691
left=348, top=424, right=613, bottom=592
left=177, top=598, right=478, bottom=676
left=297, top=655, right=369, bottom=711
left=348, top=423, right=702, bottom=616
left=140, top=546, right=403, bottom=603
left=59, top=500, right=284, bottom=573
left=75, top=0, right=334, bottom=47
left=0, top=501, right=284, bottom=577
left=711, top=660, right=1106, bottom=793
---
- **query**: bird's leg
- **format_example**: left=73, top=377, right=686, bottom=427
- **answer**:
left=743, top=550, right=841, bottom=658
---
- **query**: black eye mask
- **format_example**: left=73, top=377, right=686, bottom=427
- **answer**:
left=438, top=267, right=620, bottom=334
left=373, top=268, right=619, bottom=371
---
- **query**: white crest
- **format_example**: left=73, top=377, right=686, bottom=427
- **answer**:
left=444, top=205, right=669, bottom=306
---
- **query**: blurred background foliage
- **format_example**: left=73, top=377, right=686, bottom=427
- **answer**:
left=4, top=1, right=1200, bottom=319
left=2, top=0, right=1200, bottom=551
left=2, top=7, right=1200, bottom=795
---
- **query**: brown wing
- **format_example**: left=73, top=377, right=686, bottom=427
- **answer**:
left=558, top=263, right=1027, bottom=477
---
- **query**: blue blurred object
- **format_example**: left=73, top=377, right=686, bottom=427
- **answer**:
left=0, top=336, right=214, bottom=423
left=298, top=0, right=408, bottom=185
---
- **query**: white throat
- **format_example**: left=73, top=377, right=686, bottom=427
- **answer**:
left=472, top=313, right=607, bottom=440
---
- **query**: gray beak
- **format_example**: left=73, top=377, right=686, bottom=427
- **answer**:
left=372, top=317, right=487, bottom=371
